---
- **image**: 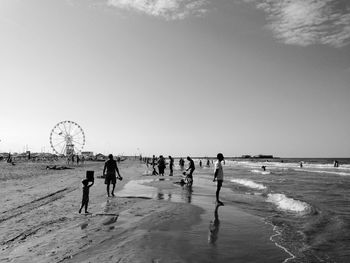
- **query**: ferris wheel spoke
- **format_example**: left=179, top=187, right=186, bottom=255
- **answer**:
left=61, top=145, right=67, bottom=155
left=53, top=141, right=65, bottom=148
left=51, top=138, right=66, bottom=144
left=71, top=130, right=83, bottom=137
left=72, top=139, right=84, bottom=145
left=51, top=136, right=65, bottom=142
left=62, top=123, right=69, bottom=136
left=57, top=126, right=66, bottom=136
left=72, top=137, right=84, bottom=143
left=70, top=126, right=77, bottom=136
left=52, top=131, right=65, bottom=137
left=74, top=146, right=81, bottom=153
left=69, top=122, right=73, bottom=135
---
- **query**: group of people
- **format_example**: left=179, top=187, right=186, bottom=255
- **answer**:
left=79, top=153, right=226, bottom=214
left=67, top=154, right=85, bottom=165
left=143, top=154, right=224, bottom=205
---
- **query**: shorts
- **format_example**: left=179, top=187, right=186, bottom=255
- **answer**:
left=105, top=174, right=116, bottom=185
left=217, top=180, right=223, bottom=188
left=158, top=166, right=165, bottom=174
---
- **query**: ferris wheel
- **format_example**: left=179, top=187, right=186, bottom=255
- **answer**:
left=49, top=121, right=85, bottom=155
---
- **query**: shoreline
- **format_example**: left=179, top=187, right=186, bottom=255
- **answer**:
left=1, top=159, right=290, bottom=262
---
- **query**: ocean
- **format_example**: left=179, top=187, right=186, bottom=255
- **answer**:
left=219, top=158, right=350, bottom=262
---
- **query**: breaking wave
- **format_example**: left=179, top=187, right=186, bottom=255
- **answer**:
left=267, top=193, right=311, bottom=213
left=230, top=179, right=267, bottom=190
left=251, top=169, right=271, bottom=175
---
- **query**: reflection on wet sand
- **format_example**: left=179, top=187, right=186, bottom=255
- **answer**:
left=181, top=185, right=193, bottom=203
left=157, top=185, right=192, bottom=203
left=208, top=204, right=221, bottom=245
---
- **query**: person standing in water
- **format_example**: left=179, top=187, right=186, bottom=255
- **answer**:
left=168, top=155, right=174, bottom=176
left=186, top=156, right=195, bottom=185
left=103, top=154, right=122, bottom=197
left=157, top=155, right=166, bottom=176
left=213, top=153, right=224, bottom=206
left=179, top=158, right=185, bottom=170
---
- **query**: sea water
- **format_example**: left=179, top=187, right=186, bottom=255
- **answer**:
left=123, top=158, right=350, bottom=263
left=221, top=158, right=350, bottom=262
left=119, top=158, right=350, bottom=262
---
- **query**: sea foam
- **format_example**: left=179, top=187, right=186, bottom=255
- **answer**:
left=230, top=179, right=267, bottom=190
left=296, top=169, right=350, bottom=176
left=267, top=193, right=310, bottom=213
left=251, top=169, right=271, bottom=175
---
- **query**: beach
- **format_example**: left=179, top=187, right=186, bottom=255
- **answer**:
left=1, top=158, right=349, bottom=262
left=1, top=158, right=289, bottom=263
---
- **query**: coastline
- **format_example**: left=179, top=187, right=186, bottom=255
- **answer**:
left=1, top=159, right=289, bottom=263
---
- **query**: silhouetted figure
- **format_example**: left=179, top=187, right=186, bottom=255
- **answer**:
left=179, top=158, right=185, bottom=170
left=300, top=161, right=303, bottom=168
left=206, top=159, right=210, bottom=167
left=76, top=155, right=80, bottom=165
left=152, top=155, right=157, bottom=171
left=7, top=153, right=12, bottom=164
left=199, top=160, right=202, bottom=168
left=46, top=165, right=73, bottom=170
left=208, top=204, right=221, bottom=245
left=261, top=165, right=266, bottom=171
left=79, top=179, right=94, bottom=214
left=213, top=153, right=224, bottom=206
left=186, top=156, right=195, bottom=185
left=168, top=155, right=174, bottom=176
left=152, top=166, right=158, bottom=175
left=157, top=155, right=166, bottom=176
left=334, top=160, right=339, bottom=167
left=103, top=154, right=122, bottom=197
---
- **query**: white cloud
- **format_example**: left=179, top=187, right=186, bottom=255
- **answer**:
left=245, top=0, right=350, bottom=47
left=107, top=0, right=209, bottom=20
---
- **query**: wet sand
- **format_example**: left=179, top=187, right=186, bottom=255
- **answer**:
left=1, top=159, right=289, bottom=262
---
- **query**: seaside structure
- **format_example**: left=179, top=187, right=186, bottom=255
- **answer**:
left=253, top=155, right=274, bottom=159
left=49, top=121, right=85, bottom=156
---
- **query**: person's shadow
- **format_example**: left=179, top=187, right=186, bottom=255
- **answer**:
left=208, top=204, right=222, bottom=245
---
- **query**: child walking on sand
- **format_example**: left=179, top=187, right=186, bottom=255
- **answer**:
left=79, top=179, right=94, bottom=214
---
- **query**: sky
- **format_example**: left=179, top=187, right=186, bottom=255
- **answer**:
left=0, top=0, right=349, bottom=158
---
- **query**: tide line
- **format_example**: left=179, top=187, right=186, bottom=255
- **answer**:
left=265, top=221, right=296, bottom=263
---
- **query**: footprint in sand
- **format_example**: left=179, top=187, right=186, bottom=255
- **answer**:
left=80, top=222, right=89, bottom=229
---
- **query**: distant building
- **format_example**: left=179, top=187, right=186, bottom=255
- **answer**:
left=94, top=153, right=106, bottom=161
left=82, top=151, right=94, bottom=157
left=253, top=155, right=274, bottom=159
